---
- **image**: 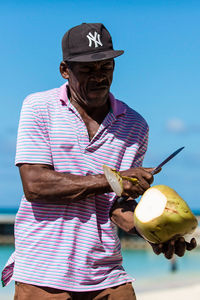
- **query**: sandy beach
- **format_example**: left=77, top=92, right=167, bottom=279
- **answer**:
left=137, top=283, right=200, bottom=300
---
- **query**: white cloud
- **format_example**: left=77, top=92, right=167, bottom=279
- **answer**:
left=166, top=118, right=186, bottom=133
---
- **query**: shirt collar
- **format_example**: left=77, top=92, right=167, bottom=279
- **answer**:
left=109, top=91, right=127, bottom=117
left=60, top=83, right=70, bottom=107
left=59, top=82, right=126, bottom=117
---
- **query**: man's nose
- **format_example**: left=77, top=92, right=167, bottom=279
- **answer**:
left=91, top=71, right=106, bottom=82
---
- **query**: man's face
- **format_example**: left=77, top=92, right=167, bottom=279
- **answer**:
left=62, top=59, right=114, bottom=109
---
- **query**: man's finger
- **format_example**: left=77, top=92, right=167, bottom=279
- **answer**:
left=152, top=167, right=162, bottom=175
left=151, top=243, right=163, bottom=255
left=143, top=168, right=155, bottom=173
left=143, top=167, right=162, bottom=175
left=174, top=237, right=186, bottom=257
left=163, top=240, right=175, bottom=259
left=186, top=238, right=197, bottom=251
left=137, top=178, right=151, bottom=192
left=140, top=168, right=154, bottom=184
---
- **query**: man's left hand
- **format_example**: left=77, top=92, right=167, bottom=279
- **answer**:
left=150, top=237, right=197, bottom=259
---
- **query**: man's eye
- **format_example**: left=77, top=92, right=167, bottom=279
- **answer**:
left=102, top=64, right=113, bottom=70
left=80, top=68, right=90, bottom=72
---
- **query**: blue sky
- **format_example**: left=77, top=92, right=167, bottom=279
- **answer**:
left=0, top=0, right=200, bottom=209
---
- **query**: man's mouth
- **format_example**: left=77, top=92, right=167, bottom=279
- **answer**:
left=87, top=82, right=109, bottom=91
left=90, top=86, right=108, bottom=91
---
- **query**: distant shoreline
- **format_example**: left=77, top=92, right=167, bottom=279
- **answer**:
left=0, top=207, right=199, bottom=248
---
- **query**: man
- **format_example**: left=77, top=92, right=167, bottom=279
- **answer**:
left=2, top=23, right=196, bottom=300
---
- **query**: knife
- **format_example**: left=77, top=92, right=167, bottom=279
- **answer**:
left=117, top=146, right=185, bottom=203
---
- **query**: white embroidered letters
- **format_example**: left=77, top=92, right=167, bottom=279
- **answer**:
left=86, top=31, right=103, bottom=48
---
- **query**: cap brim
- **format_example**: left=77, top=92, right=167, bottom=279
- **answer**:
left=67, top=50, right=124, bottom=62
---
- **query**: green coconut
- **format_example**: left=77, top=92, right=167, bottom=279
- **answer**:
left=103, top=164, right=138, bottom=196
left=134, top=185, right=198, bottom=243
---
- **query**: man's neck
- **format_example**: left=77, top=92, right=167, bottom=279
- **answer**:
left=71, top=98, right=110, bottom=125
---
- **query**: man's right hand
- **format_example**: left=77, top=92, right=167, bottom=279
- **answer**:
left=120, top=167, right=155, bottom=199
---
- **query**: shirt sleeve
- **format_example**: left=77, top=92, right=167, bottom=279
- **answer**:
left=15, top=96, right=53, bottom=166
left=131, top=124, right=149, bottom=168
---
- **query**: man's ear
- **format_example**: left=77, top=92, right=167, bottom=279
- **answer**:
left=60, top=61, right=69, bottom=79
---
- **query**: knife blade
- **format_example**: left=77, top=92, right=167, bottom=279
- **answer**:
left=117, top=146, right=185, bottom=203
left=151, top=146, right=185, bottom=175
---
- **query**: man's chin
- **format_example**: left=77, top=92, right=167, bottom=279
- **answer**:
left=88, top=88, right=109, bottom=99
left=86, top=94, right=109, bottom=108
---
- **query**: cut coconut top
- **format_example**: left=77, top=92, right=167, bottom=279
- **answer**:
left=135, top=188, right=167, bottom=223
left=103, top=165, right=123, bottom=196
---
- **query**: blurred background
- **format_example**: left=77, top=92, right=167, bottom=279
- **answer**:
left=0, top=0, right=200, bottom=299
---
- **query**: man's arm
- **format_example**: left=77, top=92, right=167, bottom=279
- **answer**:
left=110, top=199, right=197, bottom=259
left=19, top=163, right=111, bottom=204
left=19, top=163, right=154, bottom=204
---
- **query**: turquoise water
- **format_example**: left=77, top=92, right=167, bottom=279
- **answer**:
left=122, top=248, right=200, bottom=292
left=1, top=245, right=200, bottom=298
left=123, top=248, right=200, bottom=278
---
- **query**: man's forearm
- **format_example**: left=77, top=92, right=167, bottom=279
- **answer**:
left=19, top=164, right=112, bottom=204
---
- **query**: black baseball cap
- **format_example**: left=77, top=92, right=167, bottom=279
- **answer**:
left=62, top=23, right=124, bottom=62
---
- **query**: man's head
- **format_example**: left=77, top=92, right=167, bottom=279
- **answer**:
left=60, top=23, right=123, bottom=109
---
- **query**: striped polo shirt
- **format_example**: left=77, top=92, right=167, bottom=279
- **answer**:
left=2, top=83, right=149, bottom=291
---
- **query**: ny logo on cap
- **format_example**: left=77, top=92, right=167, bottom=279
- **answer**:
left=86, top=31, right=103, bottom=48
